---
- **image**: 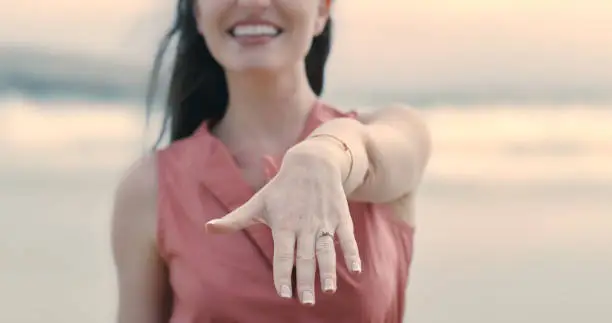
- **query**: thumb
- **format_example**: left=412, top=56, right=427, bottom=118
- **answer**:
left=205, top=196, right=264, bottom=234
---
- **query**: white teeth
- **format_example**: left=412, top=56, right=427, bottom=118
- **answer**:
left=232, top=25, right=280, bottom=37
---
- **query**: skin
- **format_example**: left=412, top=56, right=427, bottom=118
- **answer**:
left=112, top=0, right=431, bottom=322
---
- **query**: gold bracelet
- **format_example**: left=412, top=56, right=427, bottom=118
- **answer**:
left=309, top=134, right=354, bottom=185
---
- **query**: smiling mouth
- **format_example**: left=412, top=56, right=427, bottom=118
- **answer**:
left=228, top=24, right=283, bottom=38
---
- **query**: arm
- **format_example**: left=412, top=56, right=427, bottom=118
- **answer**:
left=111, top=156, right=171, bottom=323
left=304, top=104, right=431, bottom=203
left=208, top=106, right=429, bottom=299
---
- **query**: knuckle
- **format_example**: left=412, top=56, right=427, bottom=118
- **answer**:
left=275, top=251, right=294, bottom=262
left=338, top=219, right=354, bottom=231
left=296, top=268, right=315, bottom=284
left=316, top=255, right=337, bottom=277
left=342, top=244, right=359, bottom=258
left=274, top=221, right=296, bottom=232
left=272, top=228, right=294, bottom=238
left=347, top=254, right=361, bottom=262
left=297, top=283, right=314, bottom=292
left=296, top=253, right=316, bottom=262
left=345, top=249, right=360, bottom=259
left=319, top=272, right=336, bottom=280
left=274, top=269, right=293, bottom=282
left=315, top=239, right=335, bottom=254
left=274, top=277, right=291, bottom=287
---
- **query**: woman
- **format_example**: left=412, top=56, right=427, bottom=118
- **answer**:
left=111, top=0, right=431, bottom=322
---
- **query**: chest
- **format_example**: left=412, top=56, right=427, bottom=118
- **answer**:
left=225, top=139, right=290, bottom=192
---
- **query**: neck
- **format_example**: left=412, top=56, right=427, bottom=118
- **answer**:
left=214, top=63, right=318, bottom=150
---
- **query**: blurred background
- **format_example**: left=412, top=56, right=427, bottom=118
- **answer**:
left=1, top=0, right=611, bottom=322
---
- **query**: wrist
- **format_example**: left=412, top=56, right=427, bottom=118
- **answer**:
left=310, top=118, right=370, bottom=193
left=289, top=120, right=369, bottom=194
left=305, top=134, right=353, bottom=183
left=285, top=138, right=348, bottom=181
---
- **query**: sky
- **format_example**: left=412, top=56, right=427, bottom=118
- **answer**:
left=2, top=0, right=611, bottom=100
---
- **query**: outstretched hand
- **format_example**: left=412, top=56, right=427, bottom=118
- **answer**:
left=205, top=143, right=362, bottom=306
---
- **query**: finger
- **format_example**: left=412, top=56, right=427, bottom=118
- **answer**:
left=272, top=230, right=296, bottom=299
left=296, top=232, right=316, bottom=306
left=316, top=229, right=337, bottom=293
left=336, top=221, right=361, bottom=273
left=205, top=197, right=263, bottom=234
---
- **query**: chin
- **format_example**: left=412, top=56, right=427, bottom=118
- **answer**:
left=223, top=57, right=293, bottom=74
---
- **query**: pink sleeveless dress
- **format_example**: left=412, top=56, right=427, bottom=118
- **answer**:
left=156, top=102, right=415, bottom=323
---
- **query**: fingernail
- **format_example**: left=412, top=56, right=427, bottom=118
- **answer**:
left=301, top=291, right=314, bottom=305
left=351, top=261, right=362, bottom=273
left=280, top=285, right=292, bottom=298
left=323, top=279, right=335, bottom=293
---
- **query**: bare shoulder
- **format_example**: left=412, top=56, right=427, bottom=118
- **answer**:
left=112, top=154, right=159, bottom=249
left=115, top=154, right=157, bottom=202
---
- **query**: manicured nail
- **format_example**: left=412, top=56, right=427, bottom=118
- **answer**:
left=301, top=291, right=314, bottom=305
left=206, top=220, right=220, bottom=230
left=280, top=285, right=292, bottom=298
left=351, top=261, right=362, bottom=273
left=323, top=279, right=335, bottom=293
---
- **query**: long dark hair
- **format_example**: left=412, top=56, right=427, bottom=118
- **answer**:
left=146, top=0, right=333, bottom=146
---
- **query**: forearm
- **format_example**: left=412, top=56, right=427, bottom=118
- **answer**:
left=299, top=106, right=431, bottom=203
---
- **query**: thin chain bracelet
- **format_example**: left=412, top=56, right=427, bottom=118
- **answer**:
left=308, top=134, right=354, bottom=185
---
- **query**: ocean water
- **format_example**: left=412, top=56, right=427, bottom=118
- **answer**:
left=1, top=96, right=611, bottom=323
